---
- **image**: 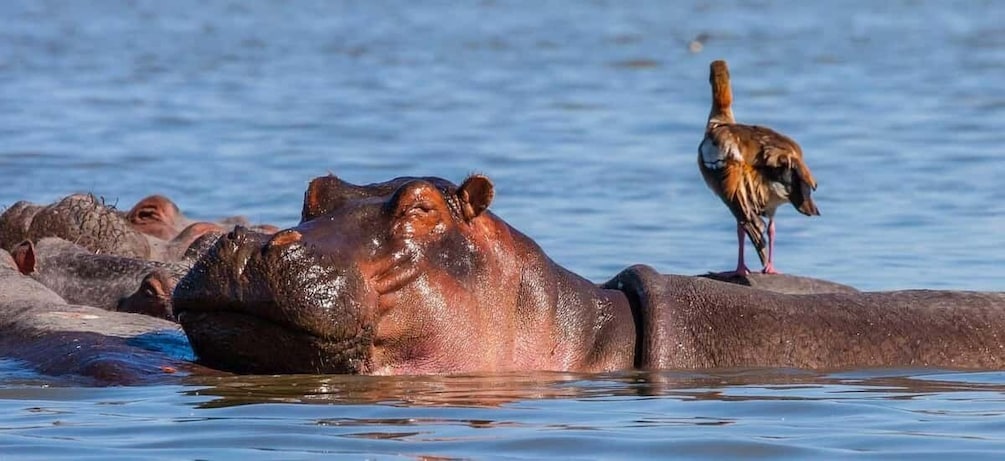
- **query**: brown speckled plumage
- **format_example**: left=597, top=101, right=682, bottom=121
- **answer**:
left=698, top=60, right=819, bottom=273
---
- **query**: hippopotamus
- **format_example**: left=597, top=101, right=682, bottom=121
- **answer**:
left=145, top=221, right=229, bottom=263
left=173, top=174, right=1005, bottom=375
left=1, top=193, right=275, bottom=263
left=10, top=237, right=188, bottom=320
left=0, top=249, right=208, bottom=385
left=0, top=194, right=151, bottom=259
left=127, top=194, right=279, bottom=243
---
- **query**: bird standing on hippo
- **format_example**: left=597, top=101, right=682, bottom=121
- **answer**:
left=0, top=172, right=1003, bottom=384
left=172, top=173, right=1005, bottom=376
left=698, top=59, right=820, bottom=275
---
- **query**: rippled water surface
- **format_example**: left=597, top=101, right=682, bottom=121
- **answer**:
left=1, top=0, right=1003, bottom=458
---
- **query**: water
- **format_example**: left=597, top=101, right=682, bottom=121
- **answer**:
left=2, top=369, right=1005, bottom=459
left=0, top=0, right=1003, bottom=458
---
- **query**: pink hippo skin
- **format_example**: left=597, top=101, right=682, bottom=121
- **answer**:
left=172, top=174, right=1005, bottom=375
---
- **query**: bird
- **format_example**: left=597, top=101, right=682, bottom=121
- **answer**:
left=697, top=59, right=820, bottom=275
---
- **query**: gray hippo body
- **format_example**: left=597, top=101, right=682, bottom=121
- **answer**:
left=0, top=252, right=207, bottom=384
left=11, top=237, right=189, bottom=319
left=613, top=266, right=1005, bottom=370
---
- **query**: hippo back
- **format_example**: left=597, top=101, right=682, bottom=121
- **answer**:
left=607, top=265, right=1005, bottom=370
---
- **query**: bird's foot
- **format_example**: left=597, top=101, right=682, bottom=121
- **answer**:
left=761, top=264, right=781, bottom=275
left=713, top=265, right=751, bottom=279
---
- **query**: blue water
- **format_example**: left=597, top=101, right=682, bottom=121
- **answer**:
left=1, top=0, right=1003, bottom=458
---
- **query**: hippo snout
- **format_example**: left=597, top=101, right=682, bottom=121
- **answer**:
left=172, top=226, right=375, bottom=374
left=224, top=225, right=258, bottom=247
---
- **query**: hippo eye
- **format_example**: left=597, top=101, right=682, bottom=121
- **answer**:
left=404, top=202, right=436, bottom=217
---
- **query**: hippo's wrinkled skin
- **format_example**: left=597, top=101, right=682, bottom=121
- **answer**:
left=1, top=194, right=150, bottom=258
left=0, top=201, right=42, bottom=251
left=699, top=271, right=858, bottom=295
left=11, top=237, right=187, bottom=320
left=174, top=174, right=1005, bottom=375
left=609, top=266, right=1005, bottom=370
left=145, top=221, right=228, bottom=263
left=1, top=193, right=272, bottom=263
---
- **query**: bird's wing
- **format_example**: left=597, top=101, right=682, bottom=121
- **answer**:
left=700, top=127, right=770, bottom=265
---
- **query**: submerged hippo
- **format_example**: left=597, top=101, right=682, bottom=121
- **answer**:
left=11, top=237, right=188, bottom=320
left=173, top=174, right=1005, bottom=375
left=1, top=193, right=274, bottom=263
left=127, top=194, right=279, bottom=243
left=0, top=250, right=205, bottom=385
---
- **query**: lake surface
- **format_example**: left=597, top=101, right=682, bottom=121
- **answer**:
left=0, top=0, right=1003, bottom=458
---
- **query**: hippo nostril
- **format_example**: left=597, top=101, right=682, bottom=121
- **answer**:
left=227, top=225, right=249, bottom=241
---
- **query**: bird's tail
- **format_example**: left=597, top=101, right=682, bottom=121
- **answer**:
left=796, top=195, right=820, bottom=217
left=791, top=164, right=821, bottom=217
left=740, top=217, right=769, bottom=267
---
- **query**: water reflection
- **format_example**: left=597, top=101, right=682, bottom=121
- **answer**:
left=185, top=368, right=1005, bottom=409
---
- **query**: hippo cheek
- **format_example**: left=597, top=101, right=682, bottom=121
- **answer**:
left=174, top=228, right=377, bottom=374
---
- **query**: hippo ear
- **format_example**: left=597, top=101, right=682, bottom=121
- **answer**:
left=128, top=195, right=177, bottom=225
left=128, top=195, right=180, bottom=240
left=11, top=240, right=36, bottom=275
left=140, top=270, right=171, bottom=299
left=302, top=175, right=370, bottom=223
left=456, top=175, right=494, bottom=221
left=119, top=270, right=175, bottom=320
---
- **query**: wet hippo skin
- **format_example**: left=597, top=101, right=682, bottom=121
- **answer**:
left=699, top=271, right=858, bottom=294
left=0, top=253, right=211, bottom=384
left=173, top=174, right=1005, bottom=375
left=176, top=174, right=637, bottom=375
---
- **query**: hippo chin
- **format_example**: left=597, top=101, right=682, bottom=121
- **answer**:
left=175, top=174, right=1005, bottom=376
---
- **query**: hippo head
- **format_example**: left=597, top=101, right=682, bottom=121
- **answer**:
left=173, top=174, right=519, bottom=375
left=127, top=195, right=187, bottom=241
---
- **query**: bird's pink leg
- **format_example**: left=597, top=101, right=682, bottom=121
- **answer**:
left=713, top=223, right=751, bottom=277
left=761, top=218, right=781, bottom=274
left=732, top=223, right=751, bottom=276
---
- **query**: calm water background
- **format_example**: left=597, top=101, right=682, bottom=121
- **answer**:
left=0, top=0, right=1003, bottom=458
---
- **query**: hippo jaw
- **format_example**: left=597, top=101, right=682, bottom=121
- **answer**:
left=173, top=227, right=377, bottom=374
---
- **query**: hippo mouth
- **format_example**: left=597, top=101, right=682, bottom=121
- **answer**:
left=177, top=310, right=373, bottom=375
left=173, top=228, right=375, bottom=374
